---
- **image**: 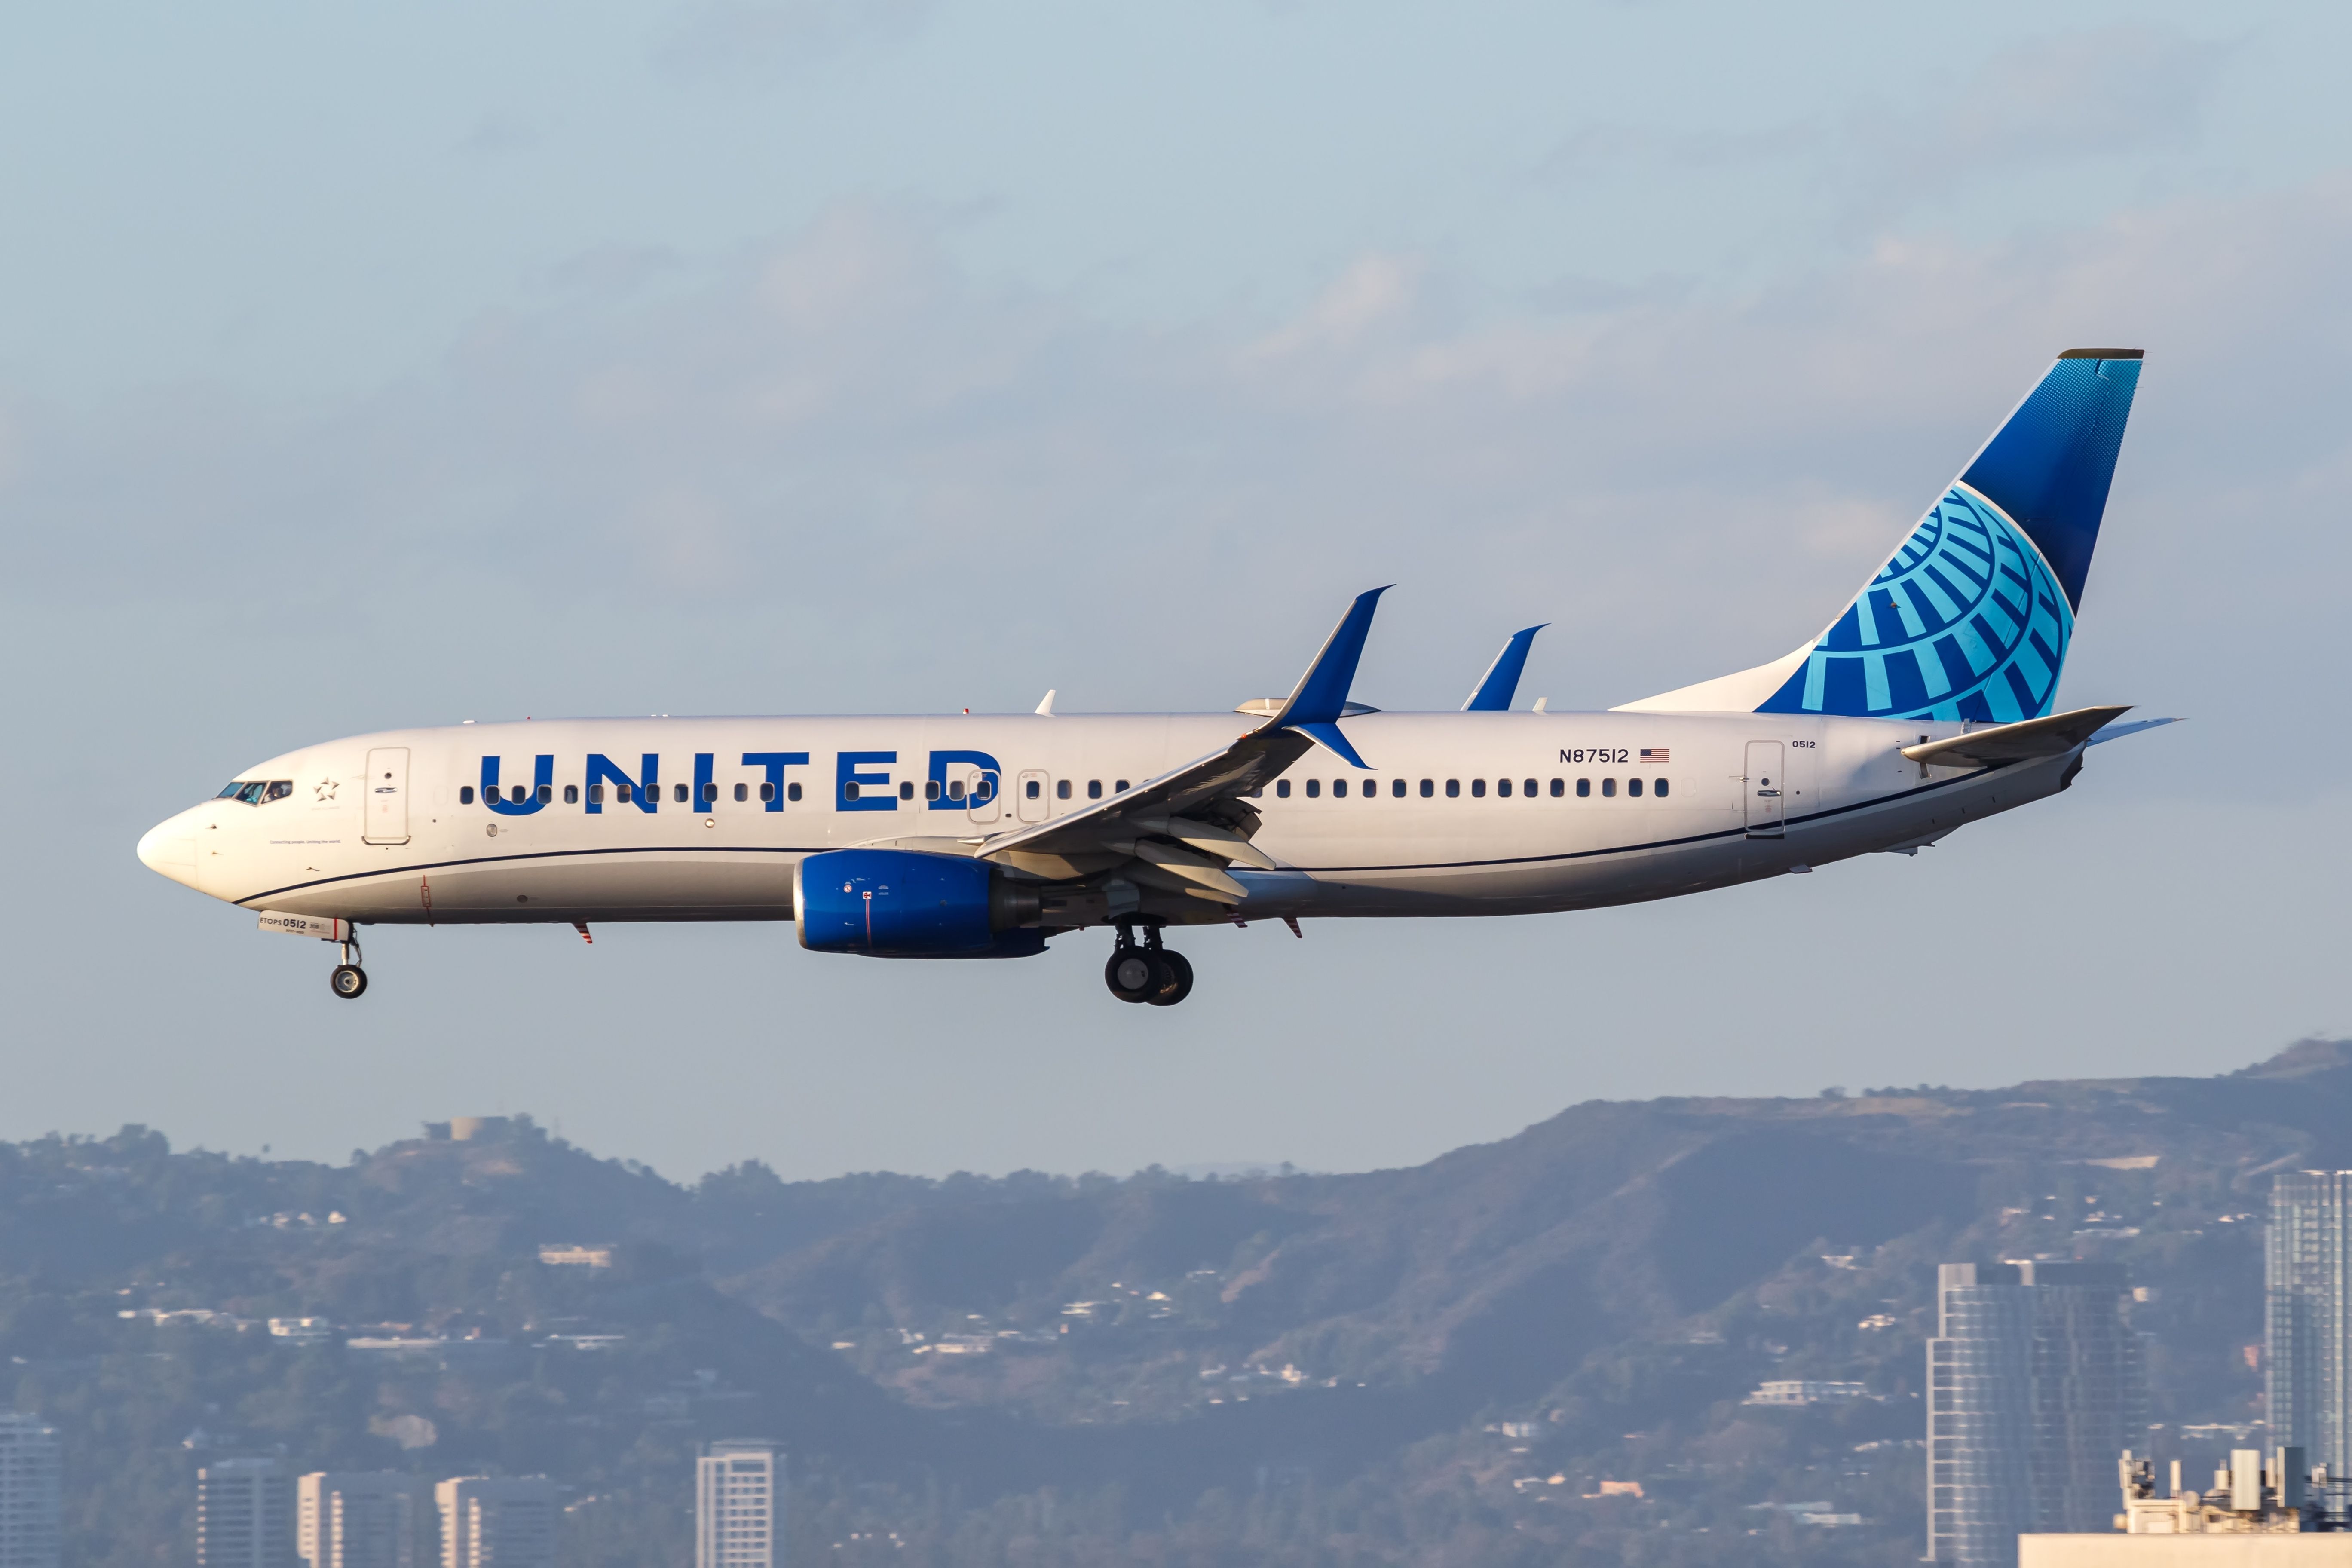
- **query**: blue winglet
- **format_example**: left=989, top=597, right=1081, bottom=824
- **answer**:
left=1462, top=624, right=1546, bottom=711
left=1270, top=586, right=1389, bottom=768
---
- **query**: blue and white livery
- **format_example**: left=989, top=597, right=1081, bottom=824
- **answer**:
left=137, top=351, right=2173, bottom=1006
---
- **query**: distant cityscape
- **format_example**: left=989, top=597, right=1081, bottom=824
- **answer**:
left=0, top=1430, right=778, bottom=1568
left=4, top=1069, right=2352, bottom=1567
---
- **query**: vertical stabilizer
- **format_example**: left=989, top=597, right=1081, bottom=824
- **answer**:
left=1619, top=350, right=2142, bottom=721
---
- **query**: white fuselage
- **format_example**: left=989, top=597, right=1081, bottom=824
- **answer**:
left=135, top=710, right=2070, bottom=929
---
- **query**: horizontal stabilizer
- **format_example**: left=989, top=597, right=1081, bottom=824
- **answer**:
left=2086, top=716, right=2184, bottom=747
left=1899, top=704, right=2131, bottom=768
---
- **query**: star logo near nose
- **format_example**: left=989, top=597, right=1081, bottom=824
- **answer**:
left=314, top=778, right=339, bottom=802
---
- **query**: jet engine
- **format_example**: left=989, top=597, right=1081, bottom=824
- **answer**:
left=793, top=848, right=1044, bottom=958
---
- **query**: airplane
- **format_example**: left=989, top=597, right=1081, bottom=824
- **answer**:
left=137, top=349, right=2172, bottom=1007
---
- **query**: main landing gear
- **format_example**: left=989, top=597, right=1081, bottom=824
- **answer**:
left=1104, top=923, right=1193, bottom=1007
left=329, top=933, right=367, bottom=1000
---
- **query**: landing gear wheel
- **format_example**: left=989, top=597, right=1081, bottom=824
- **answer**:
left=329, top=964, right=368, bottom=1000
left=1105, top=948, right=1156, bottom=1004
left=1146, top=950, right=1193, bottom=1007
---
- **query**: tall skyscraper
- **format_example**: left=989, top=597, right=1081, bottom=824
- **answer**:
left=297, top=1473, right=416, bottom=1568
left=0, top=1412, right=61, bottom=1568
left=199, top=1458, right=297, bottom=1568
left=1926, top=1262, right=2146, bottom=1566
left=433, top=1478, right=554, bottom=1568
left=2269, top=1170, right=2352, bottom=1475
left=697, top=1441, right=782, bottom=1568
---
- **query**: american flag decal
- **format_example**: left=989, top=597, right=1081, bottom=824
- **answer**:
left=1639, top=748, right=1670, bottom=763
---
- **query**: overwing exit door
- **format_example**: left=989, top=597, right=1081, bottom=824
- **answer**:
left=1743, top=741, right=1784, bottom=838
left=363, top=747, right=410, bottom=845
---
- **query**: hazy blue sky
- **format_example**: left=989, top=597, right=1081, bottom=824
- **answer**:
left=5, top=1, right=2349, bottom=1182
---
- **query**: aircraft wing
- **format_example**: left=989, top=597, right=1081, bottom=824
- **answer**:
left=969, top=588, right=1390, bottom=900
left=1898, top=704, right=2134, bottom=768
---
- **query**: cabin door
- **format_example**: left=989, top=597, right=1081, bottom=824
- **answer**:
left=1743, top=741, right=1784, bottom=838
left=363, top=747, right=411, bottom=845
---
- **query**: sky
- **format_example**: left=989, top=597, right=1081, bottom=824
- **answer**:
left=4, top=0, right=2350, bottom=1183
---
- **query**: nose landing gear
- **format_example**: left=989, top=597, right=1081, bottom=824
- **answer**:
left=1104, top=923, right=1193, bottom=1007
left=328, top=934, right=367, bottom=1000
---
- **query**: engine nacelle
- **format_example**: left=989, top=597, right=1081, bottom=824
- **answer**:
left=793, top=848, right=1044, bottom=958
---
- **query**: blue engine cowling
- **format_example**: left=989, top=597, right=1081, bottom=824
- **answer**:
left=793, top=848, right=1045, bottom=959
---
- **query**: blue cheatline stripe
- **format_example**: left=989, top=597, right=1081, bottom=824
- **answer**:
left=236, top=764, right=2016, bottom=904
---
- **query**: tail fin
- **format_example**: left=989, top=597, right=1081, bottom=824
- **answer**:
left=1620, top=349, right=2143, bottom=721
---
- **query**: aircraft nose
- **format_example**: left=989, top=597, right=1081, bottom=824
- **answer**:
left=137, top=815, right=200, bottom=889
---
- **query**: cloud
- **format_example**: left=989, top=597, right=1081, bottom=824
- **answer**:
left=1540, top=26, right=2235, bottom=236
left=654, top=0, right=940, bottom=80
left=9, top=175, right=2352, bottom=747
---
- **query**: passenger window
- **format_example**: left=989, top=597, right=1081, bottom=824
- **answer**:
left=1332, top=779, right=1346, bottom=798
left=1496, top=778, right=1511, bottom=798
left=1655, top=778, right=1670, bottom=799
left=565, top=785, right=579, bottom=805
left=843, top=782, right=861, bottom=802
left=1576, top=778, right=1590, bottom=798
left=1549, top=778, right=1563, bottom=798
left=1392, top=778, right=1406, bottom=798
left=704, top=783, right=718, bottom=804
left=787, top=783, right=802, bottom=802
left=674, top=783, right=689, bottom=803
left=460, top=786, right=475, bottom=805
left=1115, top=779, right=1129, bottom=792
left=734, top=783, right=748, bottom=802
left=1421, top=779, right=1434, bottom=798
left=589, top=784, right=605, bottom=805
left=1277, top=780, right=1292, bottom=799
left=1471, top=779, right=1486, bottom=798
left=1602, top=778, right=1617, bottom=797
left=1446, top=779, right=1460, bottom=798
left=1305, top=779, right=1322, bottom=798
left=617, top=784, right=633, bottom=803
left=978, top=778, right=995, bottom=800
left=949, top=779, right=965, bottom=801
left=1088, top=780, right=1102, bottom=799
left=537, top=785, right=553, bottom=805
left=1524, top=778, right=1537, bottom=798
left=923, top=780, right=939, bottom=801
left=900, top=781, right=916, bottom=800
left=1628, top=778, right=1643, bottom=798
left=760, top=782, right=775, bottom=802
left=1025, top=779, right=1040, bottom=800
left=1057, top=779, right=1071, bottom=800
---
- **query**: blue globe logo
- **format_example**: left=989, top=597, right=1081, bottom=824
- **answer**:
left=1761, top=484, right=2073, bottom=723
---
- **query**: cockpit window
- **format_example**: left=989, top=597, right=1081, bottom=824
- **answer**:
left=264, top=781, right=292, bottom=802
left=217, top=780, right=294, bottom=805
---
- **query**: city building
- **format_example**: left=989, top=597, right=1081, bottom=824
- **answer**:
left=2269, top=1173, right=2352, bottom=1477
left=199, top=1458, right=297, bottom=1568
left=0, top=1412, right=61, bottom=1568
left=434, top=1478, right=554, bottom=1568
left=297, top=1473, right=416, bottom=1568
left=697, top=1441, right=782, bottom=1568
left=1929, top=1262, right=2148, bottom=1566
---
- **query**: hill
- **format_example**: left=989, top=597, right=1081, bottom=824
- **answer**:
left=6, top=1041, right=2344, bottom=1565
